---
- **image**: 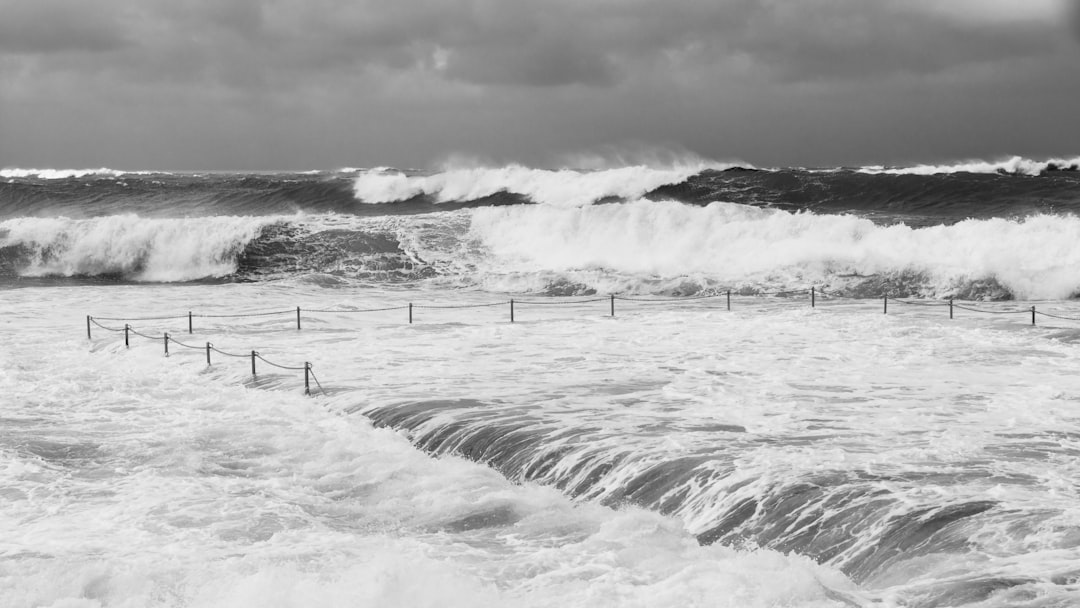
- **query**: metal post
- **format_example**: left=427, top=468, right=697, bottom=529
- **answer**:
left=610, top=294, right=615, bottom=317
left=811, top=287, right=816, bottom=308
left=1032, top=306, right=1036, bottom=326
left=304, top=362, right=311, bottom=396
left=206, top=342, right=212, bottom=366
left=87, top=315, right=92, bottom=340
left=164, top=332, right=169, bottom=356
left=251, top=350, right=257, bottom=377
left=726, top=290, right=731, bottom=311
left=188, top=311, right=193, bottom=334
left=409, top=303, right=413, bottom=324
left=510, top=299, right=515, bottom=323
left=124, top=324, right=130, bottom=348
left=884, top=295, right=888, bottom=314
left=296, top=306, right=301, bottom=330
left=949, top=298, right=954, bottom=319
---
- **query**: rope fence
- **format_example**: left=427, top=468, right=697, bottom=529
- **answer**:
left=87, top=287, right=1080, bottom=397
left=89, top=317, right=318, bottom=396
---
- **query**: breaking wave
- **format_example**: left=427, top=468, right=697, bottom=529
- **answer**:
left=0, top=215, right=273, bottom=282
left=1, top=167, right=165, bottom=180
left=351, top=163, right=735, bottom=207
left=463, top=200, right=1080, bottom=300
left=858, top=155, right=1080, bottom=176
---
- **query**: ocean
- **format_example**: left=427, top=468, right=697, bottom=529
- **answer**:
left=3, top=157, right=1080, bottom=607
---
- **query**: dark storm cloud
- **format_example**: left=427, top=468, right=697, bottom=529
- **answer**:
left=0, top=0, right=1075, bottom=169
left=1, top=0, right=1066, bottom=90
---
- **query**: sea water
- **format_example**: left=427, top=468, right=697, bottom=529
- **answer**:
left=3, top=160, right=1080, bottom=607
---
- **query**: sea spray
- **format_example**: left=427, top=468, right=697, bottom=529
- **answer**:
left=464, top=200, right=1080, bottom=299
left=0, top=214, right=274, bottom=281
left=351, top=163, right=724, bottom=206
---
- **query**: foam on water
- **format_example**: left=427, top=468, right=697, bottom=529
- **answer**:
left=462, top=200, right=1080, bottom=299
left=0, top=215, right=276, bottom=281
left=351, top=163, right=724, bottom=207
left=0, top=285, right=867, bottom=608
left=857, top=155, right=1080, bottom=176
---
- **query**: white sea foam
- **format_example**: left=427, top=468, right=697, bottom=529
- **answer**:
left=351, top=163, right=727, bottom=207
left=0, top=214, right=273, bottom=281
left=0, top=168, right=164, bottom=179
left=463, top=200, right=1080, bottom=299
left=857, top=155, right=1080, bottom=176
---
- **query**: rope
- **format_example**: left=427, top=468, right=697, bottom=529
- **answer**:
left=210, top=346, right=250, bottom=358
left=758, top=288, right=812, bottom=297
left=198, top=309, right=296, bottom=319
left=614, top=293, right=724, bottom=302
left=1034, top=310, right=1080, bottom=322
left=512, top=297, right=610, bottom=305
left=168, top=337, right=203, bottom=350
left=93, top=313, right=190, bottom=322
left=413, top=301, right=511, bottom=309
left=890, top=298, right=951, bottom=307
left=305, top=305, right=411, bottom=313
left=89, top=318, right=127, bottom=332
left=254, top=353, right=307, bottom=371
left=127, top=327, right=161, bottom=340
left=952, top=304, right=1030, bottom=315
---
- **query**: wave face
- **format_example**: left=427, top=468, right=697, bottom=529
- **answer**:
left=461, top=201, right=1080, bottom=300
left=1, top=159, right=1079, bottom=292
left=6, top=201, right=1080, bottom=298
left=351, top=163, right=725, bottom=207
left=0, top=215, right=272, bottom=282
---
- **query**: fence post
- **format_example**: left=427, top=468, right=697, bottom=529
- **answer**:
left=409, top=303, right=413, bottom=324
left=87, top=315, right=92, bottom=340
left=884, top=295, right=888, bottom=314
left=206, top=342, right=212, bottom=366
left=188, top=311, right=193, bottom=334
left=510, top=299, right=515, bottom=323
left=949, top=298, right=954, bottom=319
left=727, top=290, right=731, bottom=311
left=251, top=350, right=257, bottom=377
left=610, top=294, right=615, bottom=317
left=304, top=362, right=311, bottom=396
left=296, top=306, right=301, bottom=330
left=164, top=332, right=169, bottom=357
left=124, top=324, right=130, bottom=348
left=811, top=287, right=816, bottom=308
left=1032, top=306, right=1036, bottom=326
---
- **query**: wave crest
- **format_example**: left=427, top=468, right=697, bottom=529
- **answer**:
left=463, top=200, right=1080, bottom=299
left=0, top=215, right=273, bottom=281
left=857, top=155, right=1080, bottom=176
left=352, top=163, right=735, bottom=207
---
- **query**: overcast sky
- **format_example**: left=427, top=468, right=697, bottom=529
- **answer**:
left=1, top=0, right=1078, bottom=170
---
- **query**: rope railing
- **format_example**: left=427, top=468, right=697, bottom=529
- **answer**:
left=91, top=319, right=320, bottom=396
left=87, top=288, right=1080, bottom=338
left=87, top=287, right=1080, bottom=397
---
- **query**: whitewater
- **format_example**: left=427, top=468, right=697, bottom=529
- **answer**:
left=3, top=159, right=1080, bottom=607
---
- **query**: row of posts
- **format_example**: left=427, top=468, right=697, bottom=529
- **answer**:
left=104, top=322, right=313, bottom=395
left=88, top=289, right=1046, bottom=347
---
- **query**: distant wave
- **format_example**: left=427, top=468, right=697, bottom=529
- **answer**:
left=351, top=163, right=740, bottom=207
left=857, top=155, right=1080, bottom=176
left=0, top=168, right=169, bottom=180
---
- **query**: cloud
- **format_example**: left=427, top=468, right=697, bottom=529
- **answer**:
left=0, top=0, right=131, bottom=54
